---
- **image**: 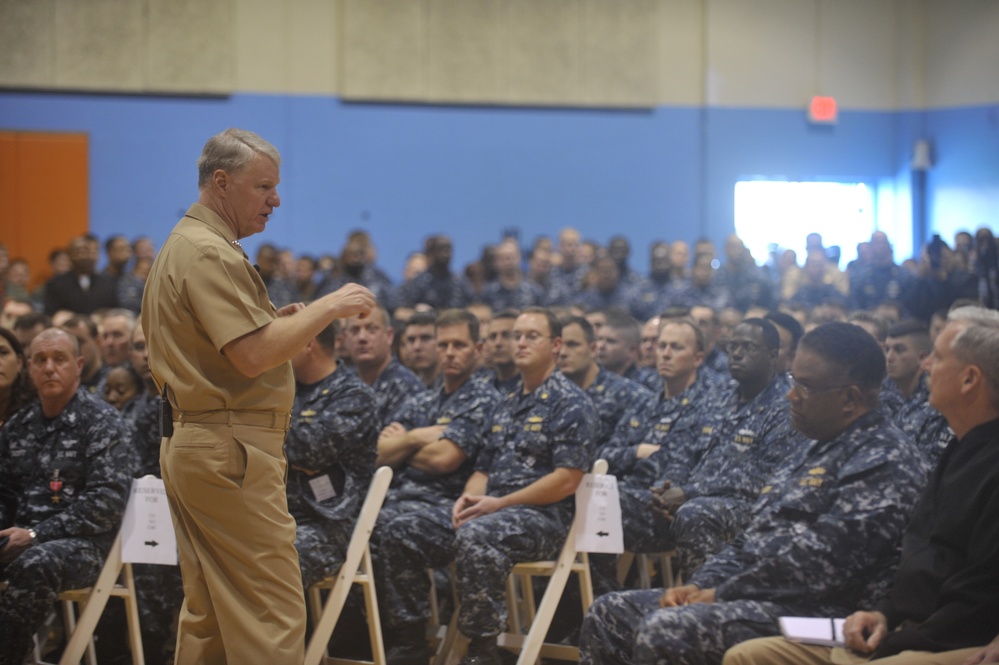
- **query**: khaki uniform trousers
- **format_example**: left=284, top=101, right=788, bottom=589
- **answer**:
left=724, top=637, right=982, bottom=665
left=162, top=416, right=306, bottom=665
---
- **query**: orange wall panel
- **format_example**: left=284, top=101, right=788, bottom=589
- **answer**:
left=0, top=131, right=88, bottom=290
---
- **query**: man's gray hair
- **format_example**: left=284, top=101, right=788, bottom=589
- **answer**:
left=948, top=306, right=999, bottom=402
left=197, top=128, right=281, bottom=189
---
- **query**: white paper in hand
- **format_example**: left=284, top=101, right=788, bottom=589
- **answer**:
left=121, top=476, right=178, bottom=565
left=779, top=616, right=846, bottom=647
left=574, top=473, right=624, bottom=553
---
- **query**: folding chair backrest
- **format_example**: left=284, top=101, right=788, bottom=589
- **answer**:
left=304, top=465, right=393, bottom=665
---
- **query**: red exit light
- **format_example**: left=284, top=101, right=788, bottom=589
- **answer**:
left=808, top=96, right=838, bottom=124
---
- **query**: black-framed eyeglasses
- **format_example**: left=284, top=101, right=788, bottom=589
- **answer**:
left=725, top=340, right=761, bottom=355
left=789, top=375, right=852, bottom=399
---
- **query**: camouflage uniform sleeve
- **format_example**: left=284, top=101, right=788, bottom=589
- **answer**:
left=550, top=387, right=596, bottom=472
left=284, top=382, right=378, bottom=489
left=597, top=405, right=647, bottom=476
left=693, top=445, right=924, bottom=602
left=33, top=414, right=132, bottom=543
left=392, top=391, right=432, bottom=430
left=440, top=385, right=500, bottom=459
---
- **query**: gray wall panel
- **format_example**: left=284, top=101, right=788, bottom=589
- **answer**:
left=0, top=0, right=56, bottom=89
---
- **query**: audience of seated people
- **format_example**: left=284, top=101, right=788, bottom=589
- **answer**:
left=4, top=225, right=999, bottom=665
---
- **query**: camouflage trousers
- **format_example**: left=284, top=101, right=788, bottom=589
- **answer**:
left=296, top=519, right=354, bottom=590
left=133, top=562, right=184, bottom=665
left=579, top=588, right=787, bottom=665
left=671, top=496, right=751, bottom=578
left=0, top=538, right=105, bottom=665
left=370, top=496, right=456, bottom=629
left=454, top=505, right=567, bottom=639
left=621, top=484, right=674, bottom=553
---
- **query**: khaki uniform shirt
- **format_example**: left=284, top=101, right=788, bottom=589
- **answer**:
left=141, top=203, right=293, bottom=413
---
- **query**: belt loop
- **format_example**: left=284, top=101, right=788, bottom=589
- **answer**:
left=226, top=411, right=234, bottom=427
left=178, top=411, right=187, bottom=425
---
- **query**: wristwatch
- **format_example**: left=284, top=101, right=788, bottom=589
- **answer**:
left=26, top=528, right=37, bottom=544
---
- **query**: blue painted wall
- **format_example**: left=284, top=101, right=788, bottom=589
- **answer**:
left=2, top=91, right=995, bottom=279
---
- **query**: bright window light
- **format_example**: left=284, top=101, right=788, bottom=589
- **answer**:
left=734, top=181, right=877, bottom=268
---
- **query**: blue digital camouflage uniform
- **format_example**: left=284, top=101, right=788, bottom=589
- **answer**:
left=475, top=367, right=520, bottom=396
left=879, top=377, right=907, bottom=419
left=666, top=279, right=732, bottom=311
left=787, top=282, right=849, bottom=310
left=454, top=370, right=596, bottom=639
left=700, top=348, right=730, bottom=386
left=478, top=279, right=545, bottom=311
left=601, top=371, right=724, bottom=554
left=632, top=277, right=674, bottom=322
left=262, top=275, right=299, bottom=309
left=396, top=270, right=473, bottom=310
left=891, top=373, right=954, bottom=469
left=717, top=264, right=776, bottom=312
left=371, top=376, right=500, bottom=630
left=623, top=363, right=664, bottom=393
left=0, top=389, right=132, bottom=663
left=850, top=263, right=912, bottom=311
left=286, top=363, right=378, bottom=588
left=315, top=267, right=396, bottom=312
left=583, top=366, right=654, bottom=447
left=369, top=358, right=426, bottom=427
left=546, top=264, right=588, bottom=306
left=579, top=409, right=927, bottom=665
left=669, top=373, right=798, bottom=576
left=81, top=364, right=111, bottom=399
left=121, top=390, right=163, bottom=477
left=116, top=272, right=146, bottom=313
left=577, top=283, right=645, bottom=319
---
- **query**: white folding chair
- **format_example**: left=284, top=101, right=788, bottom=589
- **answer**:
left=17, top=528, right=145, bottom=665
left=496, top=458, right=609, bottom=665
left=305, top=466, right=393, bottom=665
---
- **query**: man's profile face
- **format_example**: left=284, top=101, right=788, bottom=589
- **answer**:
left=657, top=322, right=702, bottom=382
left=487, top=318, right=516, bottom=366
left=29, top=332, right=83, bottom=404
left=436, top=324, right=479, bottom=385
left=557, top=323, right=594, bottom=378
left=404, top=324, right=438, bottom=372
left=226, top=154, right=281, bottom=239
left=1, top=300, right=32, bottom=330
left=788, top=347, right=850, bottom=441
left=727, top=324, right=773, bottom=385
left=343, top=312, right=391, bottom=367
left=596, top=327, right=632, bottom=374
left=925, top=322, right=967, bottom=416
left=61, top=321, right=101, bottom=374
left=885, top=335, right=924, bottom=385
left=101, top=315, right=133, bottom=367
left=129, top=324, right=150, bottom=381
left=640, top=318, right=660, bottom=367
left=772, top=325, right=795, bottom=374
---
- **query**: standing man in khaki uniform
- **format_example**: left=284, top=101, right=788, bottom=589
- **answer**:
left=142, top=128, right=375, bottom=664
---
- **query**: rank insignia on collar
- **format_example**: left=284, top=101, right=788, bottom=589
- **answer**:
left=527, top=416, right=543, bottom=423
left=300, top=410, right=317, bottom=417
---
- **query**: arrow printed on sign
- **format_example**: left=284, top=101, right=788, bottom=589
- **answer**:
left=596, top=531, right=609, bottom=537
left=144, top=541, right=159, bottom=547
